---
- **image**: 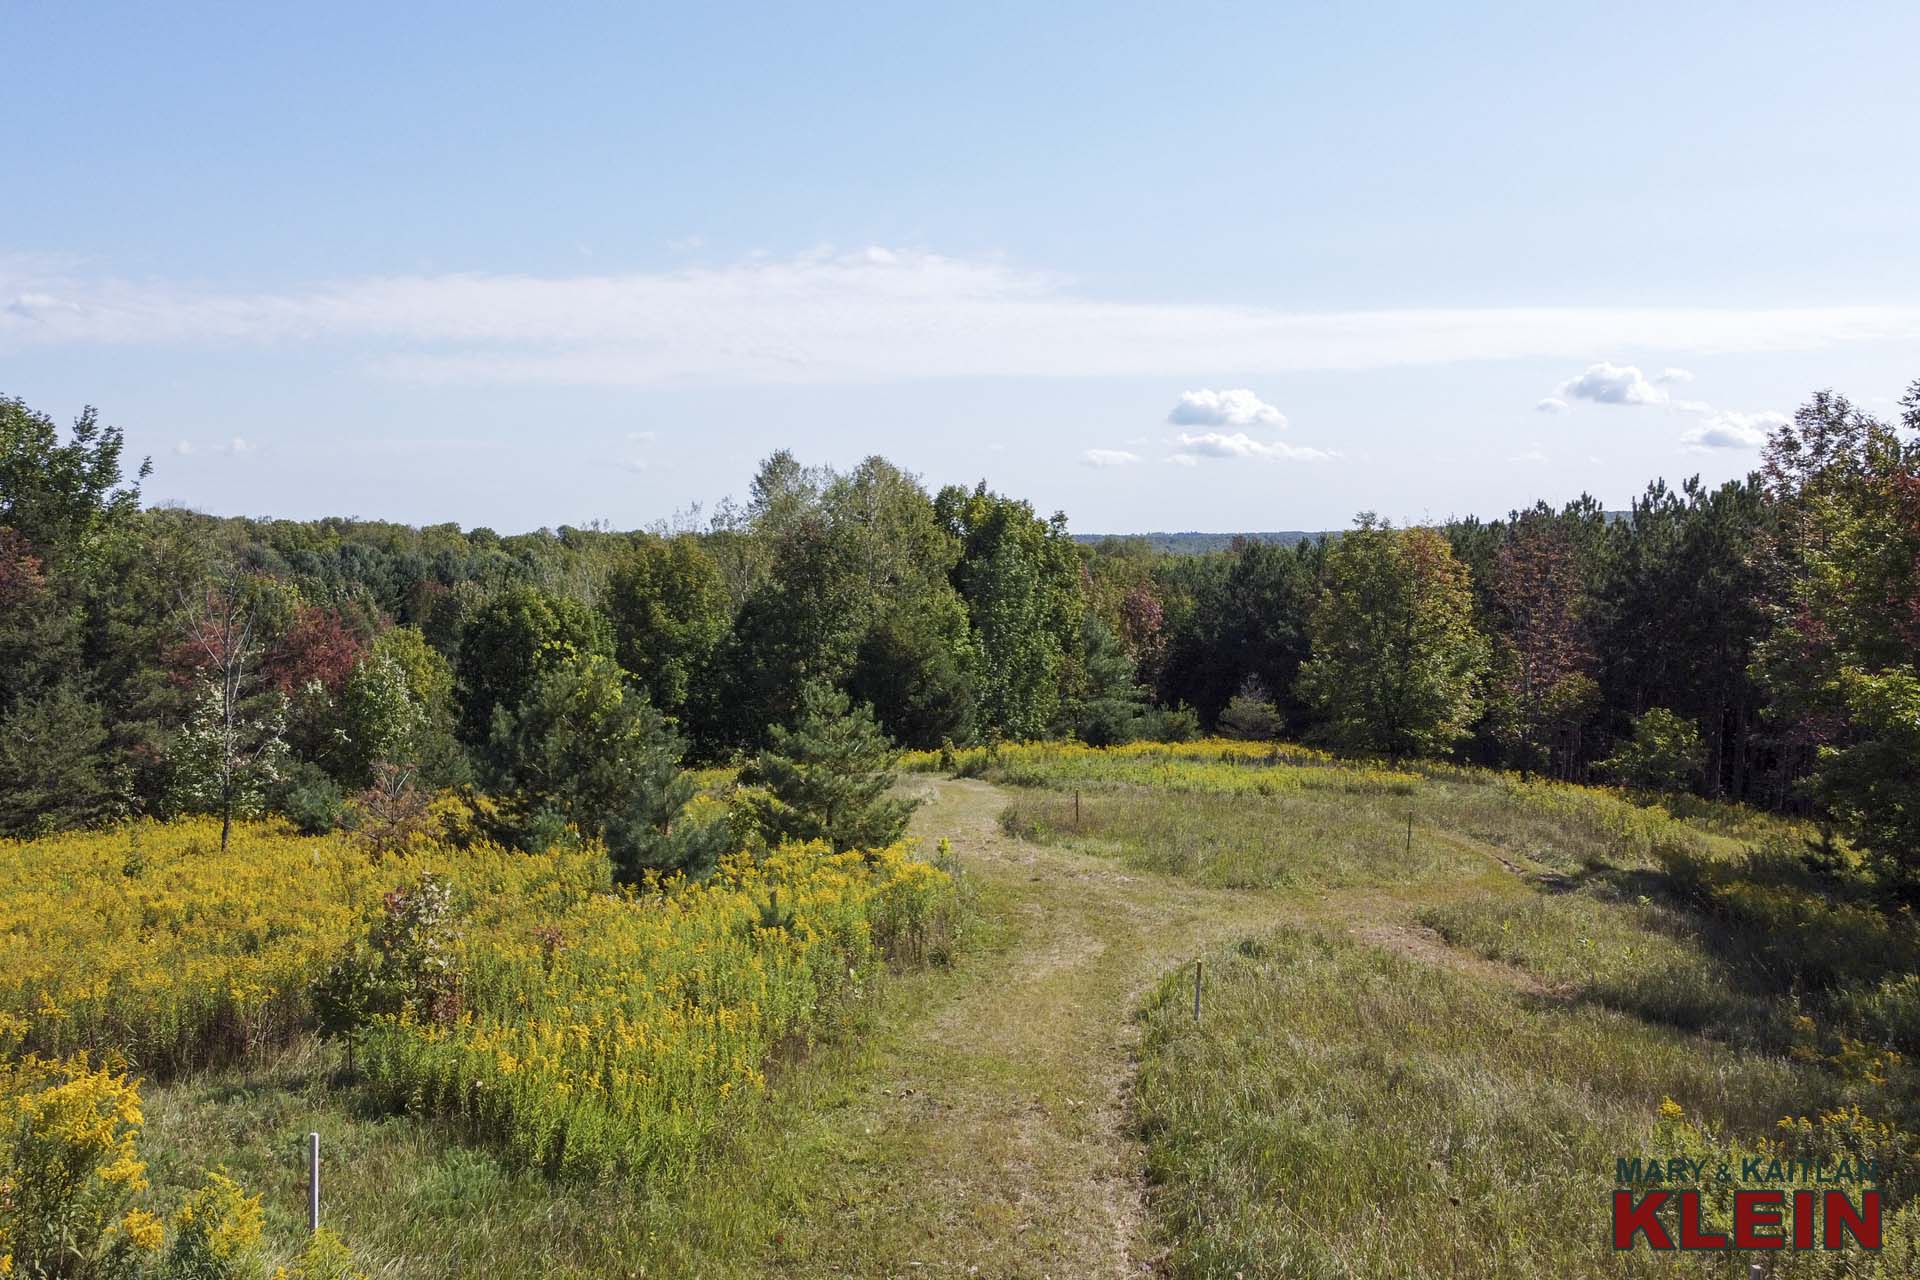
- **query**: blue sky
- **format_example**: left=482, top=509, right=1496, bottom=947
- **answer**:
left=5, top=1, right=1917, bottom=532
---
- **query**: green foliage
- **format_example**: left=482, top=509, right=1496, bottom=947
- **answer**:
left=847, top=596, right=976, bottom=749
left=164, top=681, right=289, bottom=829
left=313, top=870, right=463, bottom=1041
left=486, top=652, right=722, bottom=877
left=0, top=682, right=119, bottom=837
left=456, top=586, right=610, bottom=747
left=738, top=682, right=916, bottom=853
left=1214, top=675, right=1282, bottom=742
left=604, top=535, right=728, bottom=716
left=939, top=483, right=1083, bottom=741
left=1063, top=616, right=1148, bottom=747
left=1595, top=706, right=1705, bottom=792
left=1296, top=519, right=1488, bottom=759
left=1813, top=668, right=1920, bottom=891
left=0, top=396, right=149, bottom=578
left=1753, top=385, right=1920, bottom=888
left=271, top=760, right=346, bottom=836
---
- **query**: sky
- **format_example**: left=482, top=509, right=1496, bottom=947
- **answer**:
left=4, top=1, right=1918, bottom=535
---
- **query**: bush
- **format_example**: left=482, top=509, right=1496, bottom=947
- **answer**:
left=1144, top=703, right=1201, bottom=744
left=1215, top=676, right=1282, bottom=742
left=273, top=761, right=345, bottom=836
left=1596, top=707, right=1704, bottom=792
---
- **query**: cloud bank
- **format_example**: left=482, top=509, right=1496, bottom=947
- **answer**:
left=6, top=249, right=1920, bottom=387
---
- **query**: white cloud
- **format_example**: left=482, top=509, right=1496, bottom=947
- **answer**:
left=1167, top=388, right=1287, bottom=429
left=172, top=441, right=193, bottom=455
left=1558, top=362, right=1668, bottom=406
left=1169, top=432, right=1333, bottom=464
left=1680, top=409, right=1788, bottom=450
left=1656, top=367, right=1695, bottom=384
left=5, top=250, right=1920, bottom=387
left=1535, top=396, right=1569, bottom=414
left=225, top=437, right=252, bottom=454
left=1508, top=447, right=1549, bottom=463
left=1082, top=448, right=1142, bottom=468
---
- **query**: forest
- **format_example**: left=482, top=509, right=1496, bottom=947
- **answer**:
left=3, top=382, right=1917, bottom=894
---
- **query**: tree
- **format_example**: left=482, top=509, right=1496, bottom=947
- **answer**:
left=169, top=571, right=289, bottom=849
left=1752, top=383, right=1920, bottom=889
left=604, top=535, right=729, bottom=716
left=738, top=682, right=917, bottom=853
left=0, top=682, right=118, bottom=836
left=1596, top=707, right=1705, bottom=792
left=1296, top=518, right=1488, bottom=761
left=1063, top=615, right=1149, bottom=747
left=1155, top=538, right=1320, bottom=731
left=847, top=598, right=976, bottom=749
left=1217, top=675, right=1284, bottom=741
left=0, top=396, right=149, bottom=576
left=1486, top=510, right=1595, bottom=779
left=456, top=585, right=610, bottom=747
left=487, top=652, right=724, bottom=876
left=1594, top=478, right=1772, bottom=799
left=939, top=483, right=1083, bottom=741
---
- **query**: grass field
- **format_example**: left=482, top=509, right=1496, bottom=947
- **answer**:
left=6, top=740, right=1916, bottom=1276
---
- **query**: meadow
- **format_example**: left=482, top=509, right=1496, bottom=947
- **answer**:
left=7, top=739, right=1918, bottom=1277
left=0, top=813, right=961, bottom=1276
left=945, top=739, right=1920, bottom=1277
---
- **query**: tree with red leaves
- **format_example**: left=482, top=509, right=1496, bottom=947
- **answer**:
left=264, top=605, right=369, bottom=697
left=1487, top=511, right=1596, bottom=780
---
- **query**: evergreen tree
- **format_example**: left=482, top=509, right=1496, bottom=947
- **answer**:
left=738, top=682, right=917, bottom=853
left=487, top=652, right=723, bottom=876
left=0, top=682, right=118, bottom=836
left=1216, top=675, right=1284, bottom=741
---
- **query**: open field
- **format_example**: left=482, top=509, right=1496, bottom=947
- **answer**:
left=5, top=742, right=1916, bottom=1276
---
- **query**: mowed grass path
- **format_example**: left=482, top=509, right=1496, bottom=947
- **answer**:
left=759, top=774, right=1512, bottom=1278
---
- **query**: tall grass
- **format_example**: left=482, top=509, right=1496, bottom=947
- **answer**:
left=1137, top=928, right=1919, bottom=1278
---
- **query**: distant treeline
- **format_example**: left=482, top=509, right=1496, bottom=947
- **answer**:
left=1073, top=530, right=1327, bottom=555
left=3, top=383, right=1917, bottom=889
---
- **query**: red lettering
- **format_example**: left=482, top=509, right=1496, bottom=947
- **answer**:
left=1793, top=1190, right=1815, bottom=1248
left=1678, top=1191, right=1727, bottom=1250
left=1824, top=1191, right=1881, bottom=1250
left=1733, top=1190, right=1784, bottom=1249
left=1614, top=1191, right=1673, bottom=1249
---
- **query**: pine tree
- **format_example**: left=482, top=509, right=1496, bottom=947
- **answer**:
left=738, top=681, right=917, bottom=853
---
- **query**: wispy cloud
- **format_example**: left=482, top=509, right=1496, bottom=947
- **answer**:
left=6, top=249, right=1920, bottom=387
left=1082, top=448, right=1143, bottom=468
left=1680, top=409, right=1788, bottom=451
left=1534, top=396, right=1569, bottom=414
left=1168, top=431, right=1333, bottom=464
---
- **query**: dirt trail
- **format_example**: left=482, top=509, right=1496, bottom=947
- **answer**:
left=774, top=777, right=1281, bottom=1279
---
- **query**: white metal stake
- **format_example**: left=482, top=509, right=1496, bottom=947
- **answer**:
left=308, top=1131, right=320, bottom=1233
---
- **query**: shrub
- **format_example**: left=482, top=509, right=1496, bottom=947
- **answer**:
left=1215, top=676, right=1282, bottom=741
left=1595, top=707, right=1704, bottom=792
